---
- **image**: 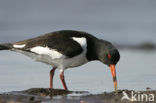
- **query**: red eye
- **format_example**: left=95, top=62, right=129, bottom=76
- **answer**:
left=108, top=54, right=112, bottom=59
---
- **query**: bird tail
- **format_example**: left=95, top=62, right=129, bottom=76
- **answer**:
left=0, top=43, right=12, bottom=50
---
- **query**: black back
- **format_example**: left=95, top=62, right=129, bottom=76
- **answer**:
left=14, top=30, right=99, bottom=59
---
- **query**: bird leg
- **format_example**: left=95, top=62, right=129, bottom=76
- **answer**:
left=60, top=71, right=68, bottom=90
left=50, top=67, right=56, bottom=88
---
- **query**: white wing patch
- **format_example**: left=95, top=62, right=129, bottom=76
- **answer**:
left=13, top=44, right=26, bottom=48
left=72, top=37, right=87, bottom=49
left=30, top=46, right=64, bottom=59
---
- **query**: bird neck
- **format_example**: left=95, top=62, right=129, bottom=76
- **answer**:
left=86, top=39, right=114, bottom=62
left=86, top=39, right=104, bottom=61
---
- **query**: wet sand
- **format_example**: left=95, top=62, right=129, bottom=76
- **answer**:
left=0, top=88, right=156, bottom=103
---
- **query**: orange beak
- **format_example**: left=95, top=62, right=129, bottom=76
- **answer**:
left=110, top=64, right=117, bottom=92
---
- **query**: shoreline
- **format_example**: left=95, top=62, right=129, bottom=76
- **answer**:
left=115, top=42, right=156, bottom=50
left=0, top=88, right=156, bottom=103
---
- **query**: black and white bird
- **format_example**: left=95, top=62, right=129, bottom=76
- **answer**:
left=0, top=30, right=120, bottom=91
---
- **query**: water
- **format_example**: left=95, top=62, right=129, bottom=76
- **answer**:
left=0, top=50, right=156, bottom=94
left=0, top=0, right=156, bottom=45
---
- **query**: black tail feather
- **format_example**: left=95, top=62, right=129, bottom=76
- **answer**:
left=0, top=43, right=12, bottom=50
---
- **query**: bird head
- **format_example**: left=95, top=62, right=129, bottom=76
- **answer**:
left=97, top=40, right=120, bottom=92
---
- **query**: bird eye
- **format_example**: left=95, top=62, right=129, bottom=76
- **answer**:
left=108, top=54, right=112, bottom=59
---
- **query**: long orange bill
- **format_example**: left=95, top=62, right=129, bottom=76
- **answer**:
left=109, top=64, right=117, bottom=92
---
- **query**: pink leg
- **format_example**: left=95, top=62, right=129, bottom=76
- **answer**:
left=60, top=71, right=68, bottom=90
left=50, top=67, right=56, bottom=88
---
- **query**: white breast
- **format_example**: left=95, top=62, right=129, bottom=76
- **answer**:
left=63, top=37, right=88, bottom=68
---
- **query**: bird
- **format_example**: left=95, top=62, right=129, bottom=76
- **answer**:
left=0, top=30, right=120, bottom=91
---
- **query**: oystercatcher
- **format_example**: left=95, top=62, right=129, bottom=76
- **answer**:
left=0, top=30, right=120, bottom=91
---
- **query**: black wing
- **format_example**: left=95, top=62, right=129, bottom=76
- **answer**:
left=14, top=36, right=83, bottom=58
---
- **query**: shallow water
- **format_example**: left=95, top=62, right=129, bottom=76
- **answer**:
left=0, top=49, right=156, bottom=94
